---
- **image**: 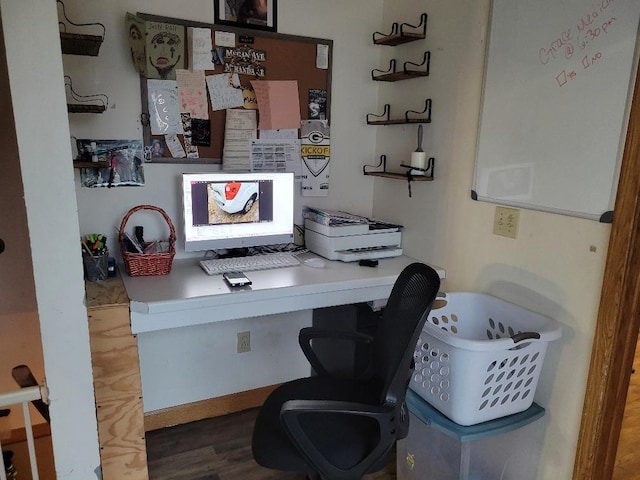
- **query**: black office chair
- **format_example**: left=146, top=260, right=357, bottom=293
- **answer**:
left=252, top=262, right=441, bottom=480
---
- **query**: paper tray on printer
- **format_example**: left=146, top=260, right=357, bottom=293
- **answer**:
left=335, top=246, right=403, bottom=262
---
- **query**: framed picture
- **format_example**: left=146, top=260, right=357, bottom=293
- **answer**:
left=214, top=0, right=277, bottom=32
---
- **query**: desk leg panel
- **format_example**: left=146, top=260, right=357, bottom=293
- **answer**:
left=136, top=310, right=312, bottom=412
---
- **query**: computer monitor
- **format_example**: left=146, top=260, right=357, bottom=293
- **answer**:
left=181, top=171, right=295, bottom=252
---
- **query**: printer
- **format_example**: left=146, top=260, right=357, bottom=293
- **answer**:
left=303, top=208, right=403, bottom=262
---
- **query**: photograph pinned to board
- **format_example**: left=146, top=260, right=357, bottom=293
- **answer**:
left=148, top=139, right=165, bottom=159
left=181, top=113, right=200, bottom=158
left=214, top=0, right=277, bottom=32
left=77, top=139, right=144, bottom=188
left=301, top=120, right=330, bottom=197
left=308, top=88, right=327, bottom=120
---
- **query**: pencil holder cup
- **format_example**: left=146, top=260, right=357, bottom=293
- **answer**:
left=83, top=252, right=109, bottom=281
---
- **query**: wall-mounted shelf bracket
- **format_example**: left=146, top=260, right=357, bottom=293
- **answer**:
left=366, top=99, right=432, bottom=125
left=65, top=76, right=108, bottom=114
left=372, top=51, right=431, bottom=82
left=363, top=155, right=435, bottom=197
left=57, top=0, right=105, bottom=56
left=373, top=13, right=428, bottom=46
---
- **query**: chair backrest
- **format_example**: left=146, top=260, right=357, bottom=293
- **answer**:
left=372, top=263, right=441, bottom=407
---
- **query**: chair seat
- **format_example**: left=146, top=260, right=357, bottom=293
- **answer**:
left=252, top=376, right=391, bottom=476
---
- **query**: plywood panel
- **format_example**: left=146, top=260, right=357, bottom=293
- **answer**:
left=97, top=394, right=147, bottom=480
left=87, top=275, right=148, bottom=480
left=89, top=307, right=141, bottom=402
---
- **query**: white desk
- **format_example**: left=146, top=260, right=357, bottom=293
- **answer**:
left=123, top=254, right=445, bottom=334
left=121, top=254, right=445, bottom=413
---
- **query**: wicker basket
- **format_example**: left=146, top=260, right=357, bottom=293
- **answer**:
left=119, top=205, right=176, bottom=276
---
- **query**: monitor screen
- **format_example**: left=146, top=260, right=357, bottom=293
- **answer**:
left=181, top=172, right=295, bottom=252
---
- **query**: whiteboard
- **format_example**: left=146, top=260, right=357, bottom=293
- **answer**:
left=473, top=0, right=640, bottom=221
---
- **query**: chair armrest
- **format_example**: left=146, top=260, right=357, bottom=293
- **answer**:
left=298, top=327, right=373, bottom=377
left=280, top=399, right=395, bottom=480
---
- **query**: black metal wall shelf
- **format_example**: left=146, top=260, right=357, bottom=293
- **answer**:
left=373, top=13, right=428, bottom=46
left=73, top=161, right=109, bottom=169
left=363, top=155, right=435, bottom=197
left=57, top=0, right=105, bottom=56
left=366, top=100, right=432, bottom=125
left=65, top=76, right=108, bottom=114
left=363, top=155, right=434, bottom=180
left=372, top=51, right=431, bottom=82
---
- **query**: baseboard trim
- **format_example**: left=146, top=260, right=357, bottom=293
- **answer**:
left=143, top=384, right=280, bottom=432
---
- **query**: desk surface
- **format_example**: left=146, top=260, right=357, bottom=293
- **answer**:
left=123, top=254, right=445, bottom=333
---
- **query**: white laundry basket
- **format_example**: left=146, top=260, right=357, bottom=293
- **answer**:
left=410, top=292, right=561, bottom=426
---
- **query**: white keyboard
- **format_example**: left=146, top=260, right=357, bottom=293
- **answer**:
left=200, top=252, right=301, bottom=275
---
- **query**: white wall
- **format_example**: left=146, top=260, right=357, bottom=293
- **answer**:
left=373, top=2, right=613, bottom=479
left=0, top=1, right=101, bottom=478
left=67, top=0, right=383, bottom=258
left=137, top=311, right=312, bottom=411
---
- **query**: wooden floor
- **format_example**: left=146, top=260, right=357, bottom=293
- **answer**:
left=613, top=336, right=640, bottom=480
left=146, top=408, right=397, bottom=480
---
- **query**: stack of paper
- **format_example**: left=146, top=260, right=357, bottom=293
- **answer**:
left=223, top=109, right=257, bottom=170
left=302, top=206, right=369, bottom=226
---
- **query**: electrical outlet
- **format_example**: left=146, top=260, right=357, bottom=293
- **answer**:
left=237, top=331, right=251, bottom=353
left=493, top=206, right=519, bottom=239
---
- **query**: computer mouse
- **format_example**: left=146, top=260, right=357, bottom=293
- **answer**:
left=304, top=257, right=326, bottom=268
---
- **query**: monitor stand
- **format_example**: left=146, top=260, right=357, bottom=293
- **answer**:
left=216, top=247, right=250, bottom=259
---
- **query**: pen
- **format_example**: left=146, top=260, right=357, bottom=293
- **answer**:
left=81, top=240, right=94, bottom=256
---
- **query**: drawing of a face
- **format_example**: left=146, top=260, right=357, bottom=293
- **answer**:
left=149, top=31, right=182, bottom=79
left=128, top=23, right=146, bottom=74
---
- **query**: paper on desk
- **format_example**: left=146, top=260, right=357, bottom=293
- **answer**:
left=147, top=79, right=183, bottom=135
left=176, top=69, right=209, bottom=120
left=206, top=73, right=244, bottom=111
left=251, top=80, right=301, bottom=131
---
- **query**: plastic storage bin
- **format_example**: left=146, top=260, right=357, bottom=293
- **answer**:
left=397, top=389, right=546, bottom=480
left=410, top=292, right=561, bottom=425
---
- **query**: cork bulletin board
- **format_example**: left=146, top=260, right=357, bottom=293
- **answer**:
left=135, top=12, right=333, bottom=164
